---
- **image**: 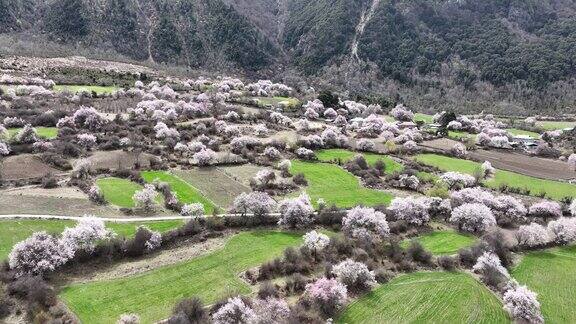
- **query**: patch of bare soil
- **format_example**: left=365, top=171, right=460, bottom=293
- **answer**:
left=0, top=154, right=62, bottom=180
left=65, top=234, right=230, bottom=284
left=470, top=149, right=576, bottom=180
left=172, top=168, right=250, bottom=209
left=0, top=193, right=121, bottom=217
left=82, top=150, right=156, bottom=170
left=420, top=138, right=462, bottom=151
left=2, top=186, right=87, bottom=199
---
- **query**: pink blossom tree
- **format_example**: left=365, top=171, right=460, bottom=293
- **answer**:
left=332, top=259, right=376, bottom=291
left=305, top=277, right=348, bottom=316
left=472, top=252, right=510, bottom=286
left=568, top=153, right=576, bottom=171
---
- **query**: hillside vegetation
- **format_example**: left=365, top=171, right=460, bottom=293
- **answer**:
left=1, top=0, right=575, bottom=113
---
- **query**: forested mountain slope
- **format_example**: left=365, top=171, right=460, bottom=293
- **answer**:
left=1, top=0, right=575, bottom=113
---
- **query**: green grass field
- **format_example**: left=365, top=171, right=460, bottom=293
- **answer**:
left=316, top=149, right=404, bottom=174
left=512, top=245, right=576, bottom=323
left=448, top=130, right=474, bottom=140
left=96, top=177, right=150, bottom=208
left=414, top=154, right=576, bottom=200
left=506, top=128, right=540, bottom=138
left=141, top=171, right=215, bottom=213
left=7, top=127, right=58, bottom=139
left=414, top=113, right=434, bottom=123
left=337, top=271, right=509, bottom=324
left=401, top=231, right=477, bottom=255
left=61, top=231, right=303, bottom=323
left=291, top=160, right=393, bottom=208
left=536, top=120, right=576, bottom=131
left=53, top=85, right=119, bottom=94
left=255, top=96, right=300, bottom=109
left=0, top=219, right=183, bottom=261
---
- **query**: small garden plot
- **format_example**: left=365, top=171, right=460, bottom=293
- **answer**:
left=172, top=168, right=250, bottom=209
left=7, top=126, right=58, bottom=139
left=506, top=128, right=540, bottom=138
left=414, top=154, right=576, bottom=200
left=536, top=120, right=576, bottom=131
left=337, top=271, right=509, bottom=324
left=316, top=149, right=404, bottom=174
left=401, top=230, right=476, bottom=255
left=291, top=160, right=393, bottom=208
left=0, top=219, right=183, bottom=261
left=141, top=171, right=215, bottom=213
left=60, top=231, right=303, bottom=324
left=512, top=245, right=576, bottom=323
left=96, top=177, right=151, bottom=208
left=53, top=84, right=119, bottom=94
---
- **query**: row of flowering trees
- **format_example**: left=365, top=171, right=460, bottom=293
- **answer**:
left=8, top=217, right=161, bottom=277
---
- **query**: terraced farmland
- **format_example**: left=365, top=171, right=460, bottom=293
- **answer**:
left=402, top=230, right=477, bottom=255
left=338, top=271, right=509, bottom=323
left=414, top=154, right=576, bottom=200
left=512, top=245, right=576, bottom=323
left=60, top=231, right=303, bottom=323
left=290, top=160, right=393, bottom=208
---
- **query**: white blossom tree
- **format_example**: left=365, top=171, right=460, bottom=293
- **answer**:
left=332, top=259, right=376, bottom=291
left=212, top=297, right=257, bottom=324
left=388, top=196, right=430, bottom=225
left=181, top=203, right=204, bottom=217
left=278, top=193, right=314, bottom=228
left=547, top=218, right=576, bottom=244
left=516, top=223, right=550, bottom=247
left=303, top=230, right=330, bottom=251
left=529, top=201, right=562, bottom=220
left=449, top=203, right=496, bottom=233
left=503, top=285, right=544, bottom=324
left=60, top=216, right=111, bottom=256
left=492, top=195, right=527, bottom=225
left=133, top=184, right=157, bottom=211
left=9, top=232, right=72, bottom=276
left=305, top=277, right=347, bottom=315
left=342, top=206, right=389, bottom=242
